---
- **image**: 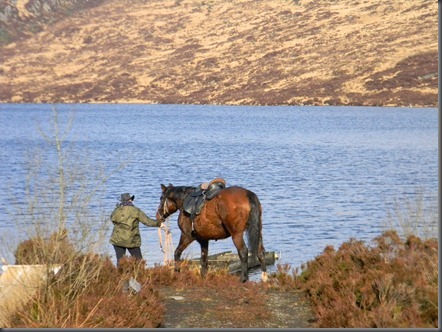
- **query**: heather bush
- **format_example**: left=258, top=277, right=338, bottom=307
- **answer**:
left=14, top=229, right=75, bottom=265
left=10, top=255, right=164, bottom=328
left=296, top=230, right=438, bottom=327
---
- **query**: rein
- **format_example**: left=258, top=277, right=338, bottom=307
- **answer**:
left=157, top=198, right=174, bottom=264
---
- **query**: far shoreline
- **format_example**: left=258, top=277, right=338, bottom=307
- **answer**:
left=0, top=101, right=438, bottom=108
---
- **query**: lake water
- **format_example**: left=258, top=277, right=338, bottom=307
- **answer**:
left=0, top=103, right=438, bottom=280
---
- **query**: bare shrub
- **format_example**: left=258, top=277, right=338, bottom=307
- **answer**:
left=384, top=191, right=438, bottom=240
left=3, top=106, right=126, bottom=327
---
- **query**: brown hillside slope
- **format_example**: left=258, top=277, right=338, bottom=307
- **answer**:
left=0, top=0, right=438, bottom=106
left=0, top=0, right=105, bottom=45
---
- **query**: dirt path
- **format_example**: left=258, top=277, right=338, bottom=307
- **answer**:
left=157, top=285, right=316, bottom=328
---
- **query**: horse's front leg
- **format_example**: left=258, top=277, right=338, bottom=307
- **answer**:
left=198, top=239, right=209, bottom=278
left=174, top=233, right=194, bottom=272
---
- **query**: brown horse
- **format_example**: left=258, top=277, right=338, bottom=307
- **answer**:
left=156, top=183, right=268, bottom=282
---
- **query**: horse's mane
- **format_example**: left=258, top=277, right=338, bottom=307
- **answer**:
left=174, top=185, right=195, bottom=192
left=169, top=185, right=195, bottom=199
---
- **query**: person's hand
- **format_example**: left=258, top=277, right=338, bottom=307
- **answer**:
left=160, top=223, right=171, bottom=234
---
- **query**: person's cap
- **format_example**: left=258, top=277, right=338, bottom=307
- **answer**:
left=120, top=193, right=135, bottom=202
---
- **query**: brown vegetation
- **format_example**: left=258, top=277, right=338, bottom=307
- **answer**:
left=10, top=236, right=274, bottom=328
left=12, top=235, right=165, bottom=328
left=7, top=230, right=438, bottom=328
left=0, top=0, right=437, bottom=106
left=296, top=231, right=438, bottom=328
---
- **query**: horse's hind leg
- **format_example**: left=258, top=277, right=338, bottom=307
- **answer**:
left=174, top=233, right=194, bottom=272
left=232, top=234, right=249, bottom=282
left=198, top=239, right=209, bottom=278
left=257, top=235, right=269, bottom=282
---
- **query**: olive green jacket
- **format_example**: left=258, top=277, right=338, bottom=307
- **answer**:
left=110, top=205, right=160, bottom=248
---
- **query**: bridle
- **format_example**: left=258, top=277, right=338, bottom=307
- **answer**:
left=157, top=196, right=173, bottom=221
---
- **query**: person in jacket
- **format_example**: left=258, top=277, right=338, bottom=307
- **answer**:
left=110, top=193, right=161, bottom=266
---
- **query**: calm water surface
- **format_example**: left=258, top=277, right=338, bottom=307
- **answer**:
left=0, top=104, right=438, bottom=279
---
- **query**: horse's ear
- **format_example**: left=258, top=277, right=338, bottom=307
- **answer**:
left=168, top=183, right=173, bottom=187
left=160, top=184, right=166, bottom=192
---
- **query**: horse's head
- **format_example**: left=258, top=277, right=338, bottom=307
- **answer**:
left=156, top=183, right=179, bottom=222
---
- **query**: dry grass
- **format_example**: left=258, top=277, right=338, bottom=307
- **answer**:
left=385, top=191, right=438, bottom=240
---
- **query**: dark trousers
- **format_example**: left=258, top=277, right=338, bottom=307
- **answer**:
left=113, top=245, right=142, bottom=266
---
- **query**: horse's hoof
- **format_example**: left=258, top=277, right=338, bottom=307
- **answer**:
left=174, top=267, right=181, bottom=272
left=261, top=272, right=269, bottom=282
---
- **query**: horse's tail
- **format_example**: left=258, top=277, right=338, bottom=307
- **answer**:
left=246, top=190, right=262, bottom=259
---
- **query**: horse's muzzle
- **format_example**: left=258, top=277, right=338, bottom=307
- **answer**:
left=156, top=210, right=168, bottom=222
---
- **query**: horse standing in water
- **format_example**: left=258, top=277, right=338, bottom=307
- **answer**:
left=156, top=182, right=268, bottom=282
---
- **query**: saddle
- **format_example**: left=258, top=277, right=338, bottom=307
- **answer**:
left=183, top=178, right=227, bottom=219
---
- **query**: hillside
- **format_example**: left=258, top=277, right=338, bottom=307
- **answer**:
left=0, top=0, right=438, bottom=106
